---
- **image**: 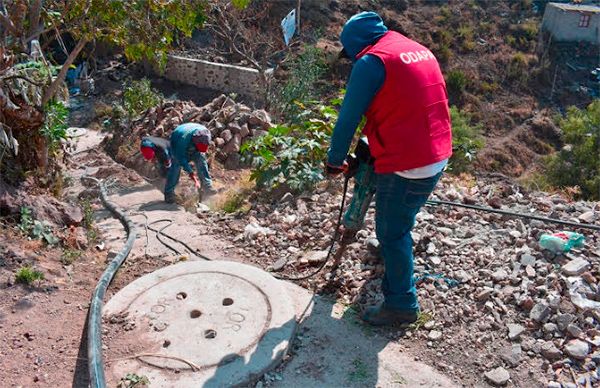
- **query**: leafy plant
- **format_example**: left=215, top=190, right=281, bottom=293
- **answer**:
left=61, top=249, right=82, bottom=265
left=545, top=100, right=600, bottom=200
left=449, top=106, right=484, bottom=174
left=241, top=102, right=336, bottom=193
left=18, top=207, right=34, bottom=234
left=507, top=53, right=530, bottom=85
left=117, top=373, right=150, bottom=388
left=446, top=69, right=469, bottom=101
left=272, top=46, right=326, bottom=122
left=123, top=79, right=163, bottom=119
left=41, top=100, right=69, bottom=153
left=15, top=266, right=45, bottom=285
left=221, top=192, right=248, bottom=214
left=31, top=220, right=60, bottom=245
left=348, top=357, right=370, bottom=383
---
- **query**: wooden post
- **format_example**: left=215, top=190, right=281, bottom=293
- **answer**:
left=296, top=0, right=301, bottom=35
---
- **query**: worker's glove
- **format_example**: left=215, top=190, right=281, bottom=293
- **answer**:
left=325, top=161, right=348, bottom=177
left=189, top=172, right=201, bottom=189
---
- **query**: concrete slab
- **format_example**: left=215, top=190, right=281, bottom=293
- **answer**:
left=105, top=261, right=297, bottom=387
left=279, top=282, right=458, bottom=388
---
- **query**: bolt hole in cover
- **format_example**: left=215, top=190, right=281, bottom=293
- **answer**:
left=104, top=261, right=296, bottom=387
left=204, top=329, right=217, bottom=339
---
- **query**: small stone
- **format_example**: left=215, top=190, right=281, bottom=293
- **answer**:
left=196, top=203, right=210, bottom=214
left=441, top=238, right=457, bottom=248
left=500, top=344, right=522, bottom=367
left=547, top=381, right=561, bottom=388
left=507, top=323, right=526, bottom=340
left=428, top=330, right=442, bottom=341
left=300, top=250, right=328, bottom=265
left=365, top=238, right=380, bottom=254
left=578, top=211, right=596, bottom=223
left=530, top=303, right=551, bottom=323
left=428, top=256, right=441, bottom=266
left=561, top=257, right=590, bottom=276
left=540, top=341, right=562, bottom=361
left=543, top=323, right=558, bottom=334
left=564, top=339, right=589, bottom=360
left=520, top=253, right=536, bottom=266
left=476, top=287, right=494, bottom=302
left=556, top=313, right=575, bottom=331
left=525, top=265, right=536, bottom=278
left=566, top=324, right=583, bottom=338
left=271, top=257, right=288, bottom=272
left=492, top=269, right=508, bottom=282
left=220, top=129, right=233, bottom=142
left=484, top=367, right=510, bottom=386
left=509, top=230, right=522, bottom=239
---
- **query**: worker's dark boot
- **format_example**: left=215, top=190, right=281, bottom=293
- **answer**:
left=202, top=186, right=218, bottom=196
left=164, top=192, right=176, bottom=204
left=361, top=303, right=418, bottom=326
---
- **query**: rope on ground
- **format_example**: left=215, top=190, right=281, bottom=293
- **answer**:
left=414, top=272, right=459, bottom=288
left=110, top=353, right=202, bottom=372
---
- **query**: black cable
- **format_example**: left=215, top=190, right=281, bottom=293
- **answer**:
left=84, top=178, right=137, bottom=388
left=146, top=218, right=212, bottom=261
left=273, top=176, right=350, bottom=281
left=426, top=199, right=600, bottom=232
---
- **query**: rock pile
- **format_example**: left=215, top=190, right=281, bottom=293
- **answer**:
left=198, top=174, right=600, bottom=386
left=121, top=95, right=272, bottom=170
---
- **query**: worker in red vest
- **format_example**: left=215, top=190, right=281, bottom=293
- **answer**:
left=326, top=12, right=453, bottom=326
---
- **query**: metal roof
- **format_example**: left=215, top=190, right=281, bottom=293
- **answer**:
left=548, top=2, right=600, bottom=13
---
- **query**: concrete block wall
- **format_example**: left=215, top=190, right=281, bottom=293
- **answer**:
left=163, top=55, right=270, bottom=100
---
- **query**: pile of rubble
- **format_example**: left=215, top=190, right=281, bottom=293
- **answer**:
left=105, top=95, right=272, bottom=174
left=199, top=175, right=600, bottom=387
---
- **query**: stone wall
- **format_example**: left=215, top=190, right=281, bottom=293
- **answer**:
left=163, top=55, right=271, bottom=100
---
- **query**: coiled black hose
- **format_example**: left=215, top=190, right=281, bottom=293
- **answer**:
left=84, top=178, right=137, bottom=388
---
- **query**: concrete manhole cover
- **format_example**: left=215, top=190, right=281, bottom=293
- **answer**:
left=104, top=261, right=297, bottom=387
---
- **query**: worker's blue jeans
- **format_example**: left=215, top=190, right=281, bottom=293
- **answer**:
left=164, top=152, right=212, bottom=195
left=375, top=171, right=442, bottom=312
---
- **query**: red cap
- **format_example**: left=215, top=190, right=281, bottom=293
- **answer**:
left=195, top=143, right=209, bottom=153
left=141, top=146, right=155, bottom=160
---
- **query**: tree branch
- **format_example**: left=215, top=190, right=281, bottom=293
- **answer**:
left=27, top=0, right=43, bottom=39
left=0, top=11, right=17, bottom=36
left=1, top=74, right=46, bottom=87
left=42, top=38, right=87, bottom=106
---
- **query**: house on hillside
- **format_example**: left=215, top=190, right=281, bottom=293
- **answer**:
left=541, top=2, right=600, bottom=44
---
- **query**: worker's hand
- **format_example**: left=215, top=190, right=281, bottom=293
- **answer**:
left=325, top=161, right=348, bottom=177
left=164, top=159, right=172, bottom=169
left=189, top=172, right=201, bottom=189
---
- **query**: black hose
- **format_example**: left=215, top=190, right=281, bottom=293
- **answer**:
left=85, top=178, right=137, bottom=388
left=274, top=176, right=350, bottom=281
left=146, top=218, right=212, bottom=261
left=426, top=199, right=600, bottom=232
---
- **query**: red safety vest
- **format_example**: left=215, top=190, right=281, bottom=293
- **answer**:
left=357, top=31, right=453, bottom=173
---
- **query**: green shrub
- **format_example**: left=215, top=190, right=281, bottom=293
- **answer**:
left=15, top=266, right=44, bottom=285
left=123, top=79, right=163, bottom=118
left=449, top=106, right=484, bottom=173
left=241, top=101, right=336, bottom=192
left=41, top=100, right=69, bottom=153
left=221, top=192, right=248, bottom=214
left=545, top=100, right=600, bottom=200
left=272, top=46, right=326, bottom=122
left=18, top=206, right=34, bottom=234
left=446, top=69, right=469, bottom=100
left=507, top=53, right=529, bottom=85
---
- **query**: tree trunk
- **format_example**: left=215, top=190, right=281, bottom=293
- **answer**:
left=41, top=38, right=87, bottom=106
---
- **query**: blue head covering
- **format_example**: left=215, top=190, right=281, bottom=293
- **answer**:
left=340, top=12, right=388, bottom=61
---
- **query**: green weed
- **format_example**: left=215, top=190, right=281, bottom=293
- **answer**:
left=117, top=373, right=150, bottom=388
left=61, top=249, right=82, bottom=265
left=446, top=69, right=469, bottom=101
left=221, top=192, right=248, bottom=214
left=410, top=311, right=433, bottom=331
left=449, top=106, right=484, bottom=174
left=545, top=101, right=600, bottom=200
left=15, top=266, right=44, bottom=285
left=123, top=79, right=162, bottom=119
left=18, top=207, right=34, bottom=234
left=348, top=358, right=371, bottom=383
left=41, top=100, right=69, bottom=153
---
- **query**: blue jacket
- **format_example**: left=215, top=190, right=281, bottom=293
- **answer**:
left=170, top=123, right=204, bottom=173
left=327, top=12, right=388, bottom=167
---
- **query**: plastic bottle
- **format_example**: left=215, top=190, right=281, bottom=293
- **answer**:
left=539, top=231, right=585, bottom=254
